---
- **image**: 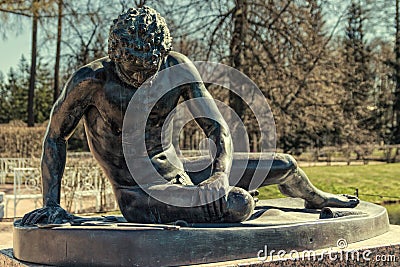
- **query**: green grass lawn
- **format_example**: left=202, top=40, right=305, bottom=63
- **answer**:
left=258, top=163, right=400, bottom=224
left=258, top=163, right=400, bottom=204
left=385, top=203, right=400, bottom=225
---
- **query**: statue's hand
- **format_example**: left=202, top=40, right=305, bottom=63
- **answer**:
left=20, top=200, right=74, bottom=226
left=197, top=172, right=229, bottom=219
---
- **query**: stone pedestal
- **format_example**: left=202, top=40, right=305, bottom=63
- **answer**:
left=12, top=198, right=391, bottom=266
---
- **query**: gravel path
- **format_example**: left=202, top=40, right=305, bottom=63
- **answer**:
left=0, top=221, right=13, bottom=249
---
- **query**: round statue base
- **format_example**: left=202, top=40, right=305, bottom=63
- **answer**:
left=13, top=198, right=390, bottom=266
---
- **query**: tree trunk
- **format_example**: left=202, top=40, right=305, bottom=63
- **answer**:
left=53, top=0, right=63, bottom=103
left=229, top=0, right=247, bottom=121
left=394, top=0, right=400, bottom=143
left=27, top=0, right=39, bottom=127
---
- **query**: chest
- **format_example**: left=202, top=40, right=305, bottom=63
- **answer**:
left=92, top=80, right=182, bottom=130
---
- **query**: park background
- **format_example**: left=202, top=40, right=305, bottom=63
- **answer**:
left=0, top=0, right=399, bottom=224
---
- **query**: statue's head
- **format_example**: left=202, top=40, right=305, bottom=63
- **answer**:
left=108, top=6, right=172, bottom=70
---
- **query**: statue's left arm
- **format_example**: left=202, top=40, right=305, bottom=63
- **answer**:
left=178, top=58, right=233, bottom=187
left=182, top=83, right=233, bottom=177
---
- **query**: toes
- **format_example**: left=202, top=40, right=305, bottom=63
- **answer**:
left=342, top=194, right=359, bottom=200
left=341, top=194, right=360, bottom=207
left=348, top=198, right=360, bottom=208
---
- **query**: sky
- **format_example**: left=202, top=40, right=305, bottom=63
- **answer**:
left=0, top=29, right=31, bottom=77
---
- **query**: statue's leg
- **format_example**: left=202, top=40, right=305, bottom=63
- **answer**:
left=186, top=153, right=358, bottom=209
left=115, top=184, right=255, bottom=224
left=271, top=154, right=359, bottom=209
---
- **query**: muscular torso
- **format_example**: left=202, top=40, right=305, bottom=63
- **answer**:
left=80, top=55, right=183, bottom=189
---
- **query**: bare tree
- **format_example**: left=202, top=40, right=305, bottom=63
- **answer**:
left=53, top=0, right=62, bottom=103
left=159, top=0, right=351, bottom=152
left=27, top=0, right=39, bottom=127
left=394, top=0, right=400, bottom=143
left=0, top=0, right=57, bottom=126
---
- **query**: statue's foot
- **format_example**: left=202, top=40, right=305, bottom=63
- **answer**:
left=305, top=193, right=359, bottom=209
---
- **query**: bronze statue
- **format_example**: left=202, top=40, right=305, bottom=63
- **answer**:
left=21, top=6, right=358, bottom=226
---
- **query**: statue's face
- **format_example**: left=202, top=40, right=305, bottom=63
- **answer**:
left=117, top=51, right=163, bottom=86
left=109, top=7, right=172, bottom=86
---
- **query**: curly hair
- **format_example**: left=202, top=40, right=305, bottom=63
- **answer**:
left=108, top=6, right=172, bottom=66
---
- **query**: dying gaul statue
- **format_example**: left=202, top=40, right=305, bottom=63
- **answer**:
left=21, top=6, right=358, bottom=226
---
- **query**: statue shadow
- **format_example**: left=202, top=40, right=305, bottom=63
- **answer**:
left=249, top=205, right=321, bottom=221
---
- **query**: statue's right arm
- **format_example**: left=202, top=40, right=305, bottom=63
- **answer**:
left=21, top=66, right=101, bottom=225
left=42, top=66, right=102, bottom=206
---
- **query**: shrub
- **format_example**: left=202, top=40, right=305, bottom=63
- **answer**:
left=0, top=121, right=89, bottom=158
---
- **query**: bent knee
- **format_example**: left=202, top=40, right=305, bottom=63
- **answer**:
left=223, top=187, right=255, bottom=222
left=281, top=154, right=298, bottom=170
left=275, top=153, right=298, bottom=174
left=264, top=154, right=299, bottom=185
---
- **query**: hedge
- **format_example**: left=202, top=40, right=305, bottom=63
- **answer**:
left=0, top=121, right=89, bottom=158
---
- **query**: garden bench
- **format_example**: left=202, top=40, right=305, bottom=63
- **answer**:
left=5, top=167, right=42, bottom=218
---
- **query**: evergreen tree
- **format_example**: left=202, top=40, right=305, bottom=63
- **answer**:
left=0, top=71, right=11, bottom=123
left=340, top=1, right=375, bottom=146
left=34, top=60, right=53, bottom=123
left=6, top=57, right=30, bottom=122
left=1, top=55, right=53, bottom=124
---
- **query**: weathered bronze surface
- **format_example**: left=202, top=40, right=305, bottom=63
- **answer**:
left=20, top=6, right=359, bottom=226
